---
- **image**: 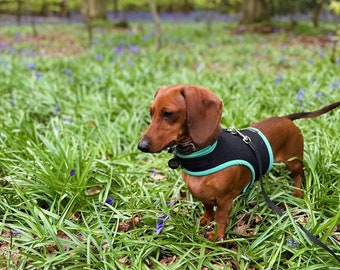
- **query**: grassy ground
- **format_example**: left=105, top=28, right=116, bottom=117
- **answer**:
left=0, top=21, right=339, bottom=269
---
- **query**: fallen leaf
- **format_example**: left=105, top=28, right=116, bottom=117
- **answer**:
left=85, top=186, right=103, bottom=196
left=160, top=255, right=177, bottom=266
left=151, top=173, right=166, bottom=180
left=118, top=216, right=140, bottom=232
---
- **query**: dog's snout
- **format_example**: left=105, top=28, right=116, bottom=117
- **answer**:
left=138, top=139, right=150, bottom=152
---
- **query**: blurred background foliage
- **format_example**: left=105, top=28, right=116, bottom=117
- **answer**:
left=0, top=0, right=339, bottom=21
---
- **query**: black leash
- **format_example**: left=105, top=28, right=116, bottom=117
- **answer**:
left=259, top=178, right=340, bottom=264
left=233, top=128, right=340, bottom=264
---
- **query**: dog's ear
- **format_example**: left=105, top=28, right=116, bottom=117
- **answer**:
left=154, top=85, right=167, bottom=97
left=182, top=85, right=222, bottom=147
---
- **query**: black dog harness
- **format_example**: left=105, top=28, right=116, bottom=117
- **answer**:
left=168, top=127, right=340, bottom=263
left=168, top=127, right=274, bottom=192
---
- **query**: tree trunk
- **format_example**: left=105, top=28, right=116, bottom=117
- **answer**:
left=312, top=0, right=326, bottom=28
left=206, top=0, right=216, bottom=33
left=113, top=0, right=118, bottom=15
left=240, top=0, right=270, bottom=24
left=16, top=0, right=22, bottom=25
left=81, top=0, right=107, bottom=46
left=81, top=0, right=107, bottom=20
left=148, top=0, right=162, bottom=50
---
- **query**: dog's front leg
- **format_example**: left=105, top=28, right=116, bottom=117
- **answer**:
left=200, top=204, right=215, bottom=226
left=206, top=196, right=233, bottom=241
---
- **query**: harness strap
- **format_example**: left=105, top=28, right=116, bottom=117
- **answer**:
left=244, top=130, right=340, bottom=264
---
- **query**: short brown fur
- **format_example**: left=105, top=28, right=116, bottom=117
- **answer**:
left=138, top=84, right=340, bottom=241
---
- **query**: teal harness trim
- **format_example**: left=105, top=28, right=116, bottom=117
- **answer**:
left=248, top=127, right=274, bottom=174
left=176, top=140, right=218, bottom=159
left=174, top=127, right=274, bottom=192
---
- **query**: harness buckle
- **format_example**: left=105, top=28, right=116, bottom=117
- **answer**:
left=242, top=136, right=251, bottom=144
left=227, top=128, right=251, bottom=144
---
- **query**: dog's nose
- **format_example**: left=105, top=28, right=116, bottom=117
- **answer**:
left=138, top=139, right=150, bottom=152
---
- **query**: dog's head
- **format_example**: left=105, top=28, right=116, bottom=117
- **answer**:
left=138, top=84, right=222, bottom=153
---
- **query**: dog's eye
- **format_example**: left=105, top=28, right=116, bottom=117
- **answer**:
left=162, top=111, right=173, bottom=120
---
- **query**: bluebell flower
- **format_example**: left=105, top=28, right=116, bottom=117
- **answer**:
left=27, top=63, right=35, bottom=71
left=330, top=82, right=339, bottom=90
left=69, top=169, right=76, bottom=177
left=316, top=91, right=322, bottom=99
left=113, top=45, right=124, bottom=54
left=35, top=72, right=42, bottom=80
left=287, top=239, right=299, bottom=247
left=274, top=75, right=282, bottom=86
left=129, top=45, right=141, bottom=54
left=155, top=214, right=170, bottom=235
left=297, top=88, right=304, bottom=100
left=54, top=102, right=60, bottom=116
left=166, top=200, right=179, bottom=207
left=96, top=54, right=103, bottom=61
left=64, top=69, right=72, bottom=76
left=10, top=230, right=20, bottom=236
left=105, top=197, right=115, bottom=205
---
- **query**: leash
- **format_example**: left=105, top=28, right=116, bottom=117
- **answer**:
left=232, top=128, right=340, bottom=264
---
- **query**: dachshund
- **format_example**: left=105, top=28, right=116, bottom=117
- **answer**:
left=138, top=84, right=340, bottom=241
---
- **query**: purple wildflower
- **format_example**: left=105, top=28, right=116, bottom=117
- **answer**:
left=35, top=72, right=42, bottom=80
left=155, top=214, right=170, bottom=235
left=27, top=63, right=35, bottom=71
left=105, top=197, right=115, bottom=205
left=129, top=45, right=141, bottom=54
left=69, top=169, right=76, bottom=177
left=297, top=88, right=304, bottom=100
left=316, top=91, right=322, bottom=99
left=96, top=54, right=103, bottom=61
left=330, top=82, right=339, bottom=90
left=166, top=200, right=179, bottom=207
left=274, top=75, right=282, bottom=86
left=287, top=239, right=299, bottom=247
left=114, top=45, right=124, bottom=54
left=64, top=69, right=72, bottom=76
left=10, top=230, right=20, bottom=236
left=54, top=100, right=60, bottom=116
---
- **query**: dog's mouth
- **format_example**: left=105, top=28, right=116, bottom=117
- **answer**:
left=163, top=141, right=177, bottom=152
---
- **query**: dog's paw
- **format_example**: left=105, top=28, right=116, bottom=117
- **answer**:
left=292, top=189, right=303, bottom=198
left=205, top=230, right=216, bottom=241
left=200, top=216, right=214, bottom=226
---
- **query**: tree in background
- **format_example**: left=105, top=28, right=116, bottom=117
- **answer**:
left=312, top=0, right=327, bottom=28
left=80, top=0, right=107, bottom=45
left=148, top=0, right=162, bottom=50
left=240, top=0, right=270, bottom=24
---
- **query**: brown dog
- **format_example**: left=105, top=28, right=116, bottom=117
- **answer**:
left=138, top=84, right=340, bottom=241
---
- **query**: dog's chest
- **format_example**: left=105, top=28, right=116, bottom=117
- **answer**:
left=182, top=173, right=220, bottom=204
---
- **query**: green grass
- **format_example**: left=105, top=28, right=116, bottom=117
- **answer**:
left=0, top=21, right=339, bottom=269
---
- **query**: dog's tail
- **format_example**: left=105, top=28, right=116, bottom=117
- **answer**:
left=285, top=101, right=340, bottom=121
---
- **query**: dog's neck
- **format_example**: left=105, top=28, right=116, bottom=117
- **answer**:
left=174, top=128, right=222, bottom=155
